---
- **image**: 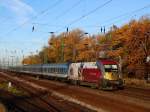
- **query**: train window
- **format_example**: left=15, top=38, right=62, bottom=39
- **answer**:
left=51, top=68, right=53, bottom=73
left=57, top=68, right=59, bottom=73
left=104, top=64, right=118, bottom=72
left=46, top=68, right=47, bottom=72
left=60, top=68, right=62, bottom=74
left=48, top=68, right=50, bottom=73
left=54, top=68, right=56, bottom=73
left=61, top=68, right=63, bottom=73
left=59, top=68, right=61, bottom=73
left=44, top=68, right=47, bottom=72
left=53, top=68, right=54, bottom=72
left=44, top=68, right=46, bottom=72
left=64, top=68, right=66, bottom=73
left=46, top=68, right=48, bottom=72
left=62, top=68, right=64, bottom=74
left=56, top=68, right=58, bottom=73
left=59, top=68, right=60, bottom=73
left=60, top=68, right=62, bottom=73
left=52, top=68, right=54, bottom=73
left=112, top=65, right=117, bottom=69
left=49, top=68, right=51, bottom=72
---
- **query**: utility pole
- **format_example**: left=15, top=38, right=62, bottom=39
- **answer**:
left=5, top=49, right=9, bottom=68
left=119, top=56, right=122, bottom=78
left=0, top=59, right=1, bottom=69
left=61, top=27, right=68, bottom=62
left=10, top=56, right=14, bottom=67
left=61, top=38, right=64, bottom=62
left=14, top=50, right=17, bottom=66
left=21, top=50, right=24, bottom=65
left=7, top=56, right=9, bottom=68
left=2, top=58, right=4, bottom=69
left=44, top=48, right=48, bottom=64
left=30, top=52, right=33, bottom=64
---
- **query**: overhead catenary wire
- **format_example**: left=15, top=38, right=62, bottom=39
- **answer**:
left=3, top=0, right=63, bottom=36
left=32, top=0, right=83, bottom=29
left=55, top=0, right=113, bottom=33
left=2, top=0, right=150, bottom=37
left=0, top=16, right=13, bottom=24
left=58, top=2, right=150, bottom=34
left=54, top=0, right=83, bottom=20
left=61, top=3, right=150, bottom=33
left=101, top=4, right=150, bottom=27
left=31, top=3, right=150, bottom=33
left=32, top=23, right=65, bottom=28
left=78, top=4, right=150, bottom=33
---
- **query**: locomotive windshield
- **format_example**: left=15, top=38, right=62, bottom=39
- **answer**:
left=104, top=64, right=118, bottom=72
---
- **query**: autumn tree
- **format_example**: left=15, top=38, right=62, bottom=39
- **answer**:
left=125, top=17, right=150, bottom=79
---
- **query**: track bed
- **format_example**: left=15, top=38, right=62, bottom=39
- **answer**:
left=0, top=71, right=150, bottom=112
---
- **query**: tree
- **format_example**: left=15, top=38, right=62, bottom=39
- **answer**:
left=125, top=17, right=150, bottom=79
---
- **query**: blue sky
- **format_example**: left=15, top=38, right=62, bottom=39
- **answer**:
left=0, top=0, right=150, bottom=62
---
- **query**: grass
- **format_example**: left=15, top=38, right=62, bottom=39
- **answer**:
left=124, top=78, right=150, bottom=89
left=0, top=82, right=27, bottom=96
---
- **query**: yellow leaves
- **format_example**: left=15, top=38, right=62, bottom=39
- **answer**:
left=22, top=55, right=42, bottom=65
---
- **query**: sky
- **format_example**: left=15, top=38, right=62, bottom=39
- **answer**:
left=0, top=0, right=150, bottom=64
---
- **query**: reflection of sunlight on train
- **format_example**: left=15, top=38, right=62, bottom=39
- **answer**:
left=9, top=59, right=124, bottom=90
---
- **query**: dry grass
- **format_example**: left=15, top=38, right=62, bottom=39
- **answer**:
left=0, top=103, right=6, bottom=112
left=124, top=78, right=150, bottom=89
left=0, top=82, right=27, bottom=96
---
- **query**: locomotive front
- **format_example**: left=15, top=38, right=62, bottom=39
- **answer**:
left=98, top=60, right=124, bottom=89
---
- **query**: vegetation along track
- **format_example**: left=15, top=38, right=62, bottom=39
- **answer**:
left=0, top=71, right=150, bottom=112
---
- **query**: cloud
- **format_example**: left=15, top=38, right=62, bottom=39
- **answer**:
left=0, top=0, right=36, bottom=24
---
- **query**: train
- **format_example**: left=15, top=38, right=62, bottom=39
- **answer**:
left=8, top=59, right=124, bottom=90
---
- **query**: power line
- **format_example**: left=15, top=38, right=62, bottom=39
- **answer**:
left=3, top=0, right=63, bottom=36
left=36, top=0, right=64, bottom=17
left=0, top=41, right=46, bottom=44
left=0, top=16, right=13, bottom=24
left=64, top=3, right=150, bottom=33
left=32, top=22, right=65, bottom=28
left=54, top=0, right=83, bottom=20
left=10, top=3, right=150, bottom=35
left=32, top=22, right=104, bottom=28
left=55, top=0, right=113, bottom=33
left=32, top=0, right=83, bottom=29
left=97, top=4, right=150, bottom=27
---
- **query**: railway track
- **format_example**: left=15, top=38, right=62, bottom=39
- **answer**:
left=112, top=87, right=150, bottom=101
left=0, top=72, right=94, bottom=112
left=9, top=71, right=150, bottom=101
left=0, top=71, right=150, bottom=112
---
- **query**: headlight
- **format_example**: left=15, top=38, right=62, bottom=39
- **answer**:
left=103, top=74, right=106, bottom=78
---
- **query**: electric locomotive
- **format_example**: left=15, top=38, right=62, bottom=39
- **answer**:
left=68, top=59, right=124, bottom=89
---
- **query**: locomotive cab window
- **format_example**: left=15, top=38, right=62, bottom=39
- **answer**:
left=104, top=65, right=118, bottom=72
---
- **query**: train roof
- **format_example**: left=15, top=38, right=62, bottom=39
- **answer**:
left=23, top=63, right=69, bottom=68
left=99, top=59, right=118, bottom=65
